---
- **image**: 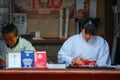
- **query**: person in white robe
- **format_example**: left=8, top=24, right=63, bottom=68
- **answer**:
left=58, top=18, right=111, bottom=67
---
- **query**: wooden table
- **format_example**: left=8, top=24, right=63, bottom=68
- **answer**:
left=0, top=68, right=120, bottom=80
left=28, top=39, right=66, bottom=44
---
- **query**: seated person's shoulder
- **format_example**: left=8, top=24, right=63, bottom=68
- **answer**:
left=19, top=37, right=35, bottom=50
left=95, top=36, right=108, bottom=45
left=19, top=37, right=32, bottom=44
left=0, top=39, right=5, bottom=44
left=67, top=34, right=80, bottom=40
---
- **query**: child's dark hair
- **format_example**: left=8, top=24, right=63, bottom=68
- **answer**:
left=2, top=23, right=18, bottom=36
left=81, top=17, right=100, bottom=35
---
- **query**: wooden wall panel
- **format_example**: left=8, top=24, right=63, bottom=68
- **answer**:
left=96, top=0, right=105, bottom=35
left=13, top=0, right=76, bottom=38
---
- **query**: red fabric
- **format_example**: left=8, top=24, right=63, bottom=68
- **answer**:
left=73, top=60, right=96, bottom=66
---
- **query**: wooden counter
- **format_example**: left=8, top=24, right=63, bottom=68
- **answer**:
left=0, top=68, right=120, bottom=80
left=28, top=39, right=66, bottom=44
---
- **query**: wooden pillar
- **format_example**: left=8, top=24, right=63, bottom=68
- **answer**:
left=105, top=0, right=116, bottom=56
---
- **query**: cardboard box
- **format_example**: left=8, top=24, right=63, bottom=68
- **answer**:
left=34, top=51, right=46, bottom=68
left=21, top=50, right=34, bottom=68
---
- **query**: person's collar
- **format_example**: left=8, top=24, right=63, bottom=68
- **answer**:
left=80, top=32, right=85, bottom=41
left=80, top=32, right=95, bottom=43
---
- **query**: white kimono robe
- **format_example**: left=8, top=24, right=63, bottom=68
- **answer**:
left=58, top=33, right=111, bottom=66
left=0, top=37, right=35, bottom=60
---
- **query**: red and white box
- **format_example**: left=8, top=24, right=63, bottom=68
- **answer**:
left=34, top=51, right=46, bottom=68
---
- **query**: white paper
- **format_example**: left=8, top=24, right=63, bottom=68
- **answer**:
left=64, top=8, right=69, bottom=38
left=47, top=64, right=66, bottom=69
left=7, top=53, right=21, bottom=68
left=76, top=0, right=85, bottom=11
left=59, top=9, right=63, bottom=39
left=89, top=0, right=97, bottom=18
left=13, top=13, right=27, bottom=34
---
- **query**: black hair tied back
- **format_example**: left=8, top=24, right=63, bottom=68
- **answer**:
left=81, top=17, right=100, bottom=35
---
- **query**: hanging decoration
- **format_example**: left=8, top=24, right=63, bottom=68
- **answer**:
left=46, top=0, right=51, bottom=8
left=31, top=0, right=36, bottom=9
left=38, top=0, right=42, bottom=5
left=51, top=0, right=63, bottom=9
left=29, top=0, right=63, bottom=9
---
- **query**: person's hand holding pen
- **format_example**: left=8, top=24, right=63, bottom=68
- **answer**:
left=72, top=56, right=85, bottom=65
left=71, top=56, right=98, bottom=66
